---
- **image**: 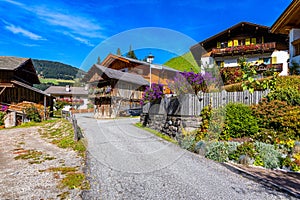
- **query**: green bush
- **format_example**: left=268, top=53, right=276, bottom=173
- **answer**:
left=0, top=111, right=6, bottom=126
left=205, top=141, right=229, bottom=162
left=227, top=142, right=241, bottom=161
left=197, top=105, right=212, bottom=141
left=254, top=142, right=282, bottom=169
left=267, top=87, right=300, bottom=106
left=180, top=133, right=196, bottom=152
left=25, top=106, right=41, bottom=122
left=224, top=103, right=259, bottom=138
left=235, top=142, right=256, bottom=159
left=252, top=100, right=300, bottom=141
left=276, top=75, right=300, bottom=89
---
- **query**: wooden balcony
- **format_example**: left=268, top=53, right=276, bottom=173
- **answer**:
left=212, top=42, right=276, bottom=56
left=256, top=63, right=283, bottom=73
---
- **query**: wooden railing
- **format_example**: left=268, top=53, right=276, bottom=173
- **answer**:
left=212, top=42, right=276, bottom=56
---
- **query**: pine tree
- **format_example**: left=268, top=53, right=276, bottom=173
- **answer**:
left=126, top=45, right=137, bottom=59
left=97, top=56, right=101, bottom=64
left=116, top=48, right=121, bottom=56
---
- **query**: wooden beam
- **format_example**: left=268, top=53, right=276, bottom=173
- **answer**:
left=0, top=87, right=6, bottom=95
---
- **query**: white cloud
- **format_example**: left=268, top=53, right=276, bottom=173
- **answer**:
left=1, top=0, right=24, bottom=7
left=63, top=32, right=94, bottom=47
left=35, top=8, right=106, bottom=39
left=3, top=21, right=45, bottom=40
left=2, top=0, right=106, bottom=46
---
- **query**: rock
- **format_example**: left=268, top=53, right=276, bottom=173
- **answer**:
left=238, top=155, right=251, bottom=165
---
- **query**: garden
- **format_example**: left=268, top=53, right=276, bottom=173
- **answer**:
left=140, top=58, right=300, bottom=172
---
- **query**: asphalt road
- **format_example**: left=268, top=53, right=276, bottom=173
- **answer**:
left=76, top=113, right=295, bottom=200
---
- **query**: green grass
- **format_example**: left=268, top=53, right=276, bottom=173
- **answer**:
left=39, top=166, right=77, bottom=174
left=59, top=172, right=89, bottom=190
left=135, top=122, right=178, bottom=144
left=164, top=52, right=200, bottom=72
left=12, top=119, right=59, bottom=128
left=40, top=78, right=75, bottom=85
left=14, top=149, right=56, bottom=164
left=41, top=119, right=86, bottom=157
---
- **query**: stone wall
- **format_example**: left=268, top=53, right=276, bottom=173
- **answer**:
left=140, top=113, right=202, bottom=141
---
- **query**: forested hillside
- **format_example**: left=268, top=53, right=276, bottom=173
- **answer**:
left=32, top=59, right=86, bottom=80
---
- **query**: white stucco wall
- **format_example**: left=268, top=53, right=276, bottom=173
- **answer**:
left=271, top=50, right=289, bottom=75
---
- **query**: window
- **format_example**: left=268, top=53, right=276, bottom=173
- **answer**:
left=294, top=43, right=300, bottom=56
left=251, top=38, right=257, bottom=45
left=263, top=57, right=271, bottom=64
left=216, top=61, right=224, bottom=67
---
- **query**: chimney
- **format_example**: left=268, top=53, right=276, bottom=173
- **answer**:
left=66, top=85, right=70, bottom=92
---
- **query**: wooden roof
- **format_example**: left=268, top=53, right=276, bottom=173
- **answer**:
left=45, top=86, right=88, bottom=96
left=190, top=21, right=288, bottom=54
left=83, top=64, right=149, bottom=86
left=11, top=80, right=49, bottom=96
left=101, top=53, right=178, bottom=72
left=0, top=56, right=28, bottom=70
left=0, top=56, right=40, bottom=84
left=271, top=0, right=300, bottom=34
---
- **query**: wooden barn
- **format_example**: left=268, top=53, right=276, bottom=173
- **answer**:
left=83, top=64, right=149, bottom=118
left=0, top=56, right=53, bottom=110
left=101, top=54, right=178, bottom=89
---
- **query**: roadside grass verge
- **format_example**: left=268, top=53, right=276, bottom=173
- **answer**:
left=40, top=119, right=86, bottom=157
left=8, top=119, right=58, bottom=129
left=135, top=122, right=178, bottom=145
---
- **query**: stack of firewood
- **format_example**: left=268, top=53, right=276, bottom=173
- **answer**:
left=9, top=101, right=48, bottom=118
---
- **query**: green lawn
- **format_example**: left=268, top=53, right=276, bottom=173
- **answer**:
left=40, top=78, right=75, bottom=85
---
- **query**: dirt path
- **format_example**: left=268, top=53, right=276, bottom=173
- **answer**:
left=0, top=126, right=84, bottom=199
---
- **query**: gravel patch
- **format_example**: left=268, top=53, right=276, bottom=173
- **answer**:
left=0, top=126, right=84, bottom=199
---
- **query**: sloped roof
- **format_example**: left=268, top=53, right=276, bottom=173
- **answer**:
left=0, top=56, right=28, bottom=70
left=271, top=0, right=300, bottom=34
left=45, top=86, right=88, bottom=95
left=101, top=53, right=178, bottom=72
left=192, top=22, right=269, bottom=48
left=190, top=21, right=288, bottom=55
left=11, top=80, right=50, bottom=96
left=84, top=64, right=149, bottom=86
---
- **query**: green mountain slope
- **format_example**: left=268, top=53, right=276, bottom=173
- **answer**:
left=164, top=52, right=200, bottom=72
left=32, top=59, right=86, bottom=80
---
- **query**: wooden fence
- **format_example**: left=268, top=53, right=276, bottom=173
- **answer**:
left=62, top=110, right=83, bottom=141
left=143, top=90, right=270, bottom=116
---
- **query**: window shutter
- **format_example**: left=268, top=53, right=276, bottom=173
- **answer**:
left=272, top=56, right=277, bottom=64
left=234, top=40, right=238, bottom=46
left=228, top=40, right=233, bottom=47
left=217, top=42, right=221, bottom=48
left=245, top=38, right=250, bottom=45
left=251, top=38, right=256, bottom=44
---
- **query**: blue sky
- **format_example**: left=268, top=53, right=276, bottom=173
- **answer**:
left=0, top=0, right=292, bottom=71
